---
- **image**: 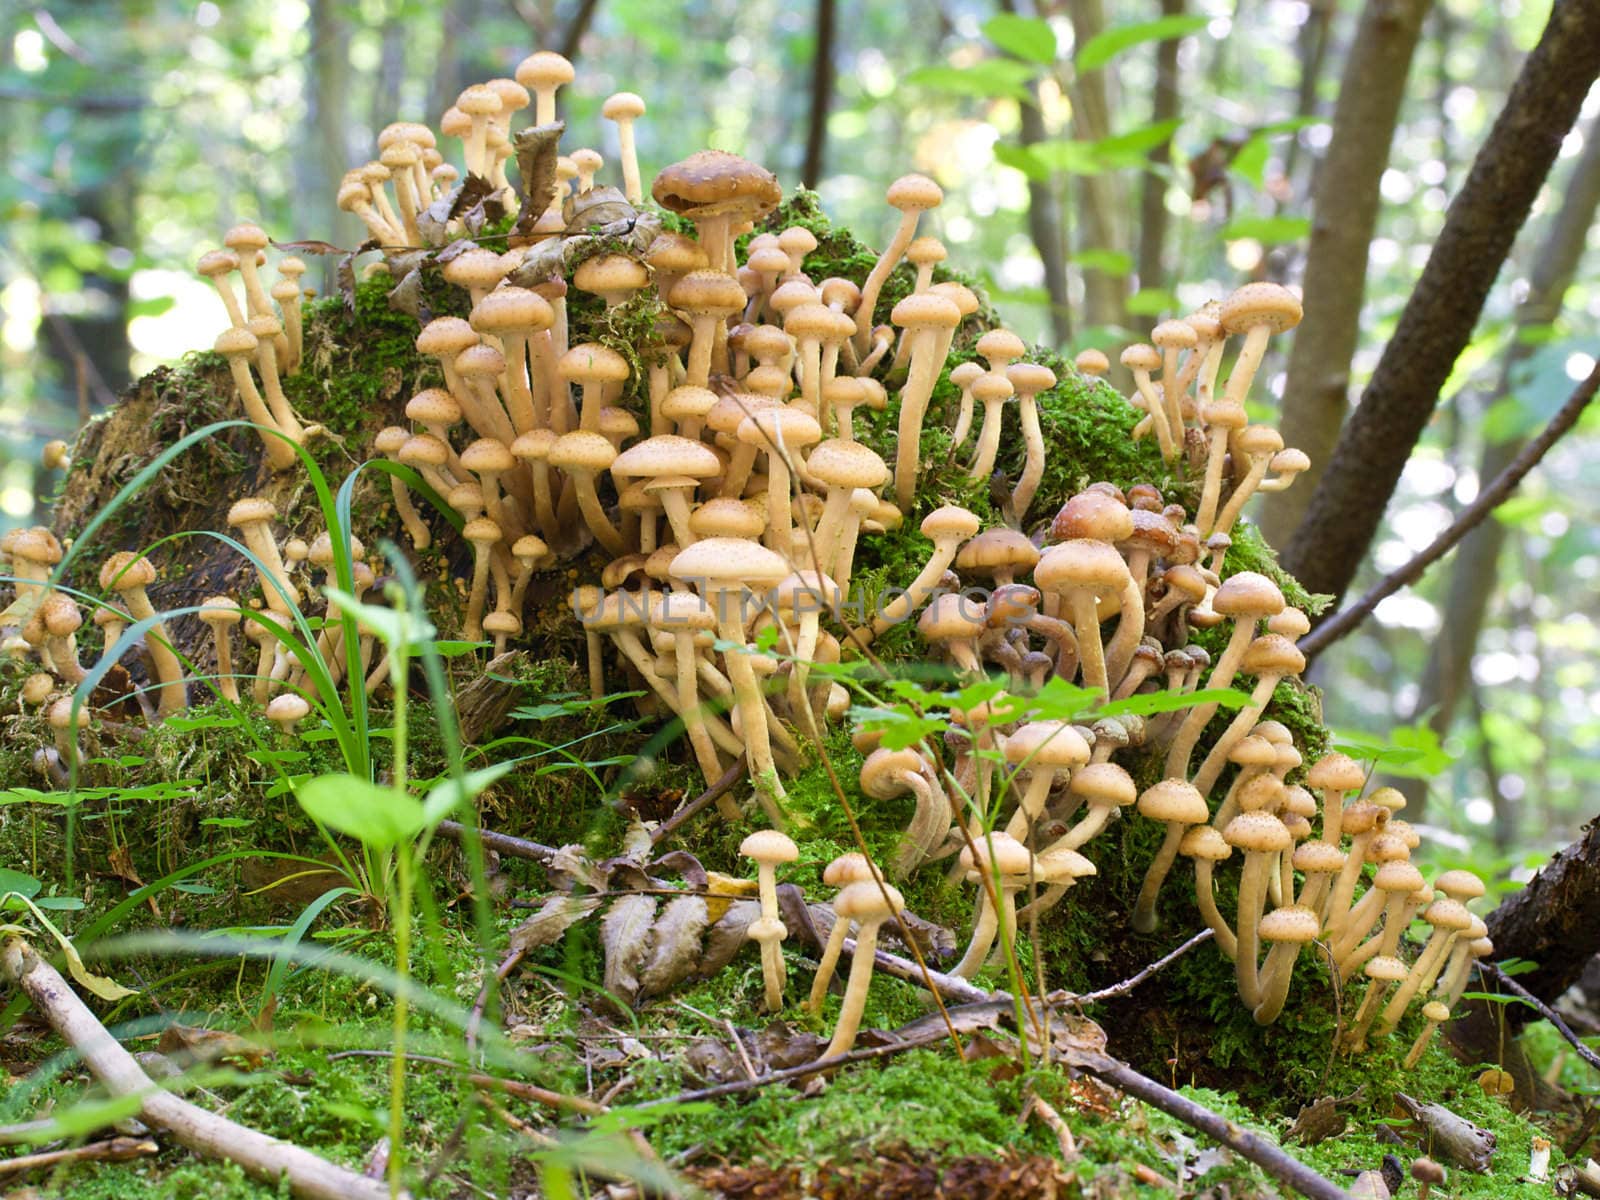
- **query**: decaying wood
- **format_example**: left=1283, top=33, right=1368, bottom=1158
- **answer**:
left=1482, top=816, right=1600, bottom=1012
left=454, top=650, right=529, bottom=743
left=1, top=937, right=396, bottom=1200
left=0, top=1134, right=158, bottom=1180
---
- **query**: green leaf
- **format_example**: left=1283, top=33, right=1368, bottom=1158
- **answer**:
left=1102, top=686, right=1252, bottom=718
left=1233, top=135, right=1271, bottom=189
left=992, top=142, right=1048, bottom=181
left=1027, top=139, right=1104, bottom=176
left=201, top=817, right=256, bottom=829
left=982, top=13, right=1057, bottom=64
left=1252, top=115, right=1328, bottom=136
left=127, top=295, right=176, bottom=319
left=429, top=639, right=487, bottom=657
left=421, top=762, right=515, bottom=827
left=295, top=773, right=424, bottom=850
left=1126, top=288, right=1178, bottom=317
left=1090, top=118, right=1184, bottom=165
left=0, top=869, right=41, bottom=901
left=1076, top=15, right=1210, bottom=72
left=1076, top=248, right=1133, bottom=276
left=902, top=60, right=1038, bottom=103
left=847, top=705, right=947, bottom=751
left=32, top=896, right=85, bottom=911
left=1222, top=215, right=1310, bottom=244
left=323, top=585, right=437, bottom=651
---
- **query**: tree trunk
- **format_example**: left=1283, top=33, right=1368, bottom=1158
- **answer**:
left=801, top=0, right=836, bottom=189
left=1000, top=0, right=1071, bottom=346
left=1280, top=0, right=1600, bottom=606
left=1135, top=0, right=1184, bottom=295
left=299, top=0, right=357, bottom=278
left=1257, top=0, right=1432, bottom=551
left=1400, top=117, right=1600, bottom=818
left=1278, top=0, right=1336, bottom=198
left=1067, top=0, right=1125, bottom=332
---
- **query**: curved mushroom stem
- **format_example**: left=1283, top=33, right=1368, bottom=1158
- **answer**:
left=1012, top=388, right=1046, bottom=520
left=868, top=537, right=967, bottom=640
left=1404, top=1010, right=1448, bottom=1069
left=1101, top=574, right=1146, bottom=693
left=1378, top=933, right=1457, bottom=1035
left=967, top=393, right=1007, bottom=480
left=807, top=915, right=852, bottom=1016
left=713, top=596, right=787, bottom=824
left=1003, top=771, right=1056, bottom=842
left=892, top=771, right=948, bottom=878
left=1345, top=979, right=1395, bottom=1053
left=1131, top=366, right=1177, bottom=461
left=1131, top=823, right=1186, bottom=934
left=893, top=328, right=942, bottom=510
left=1066, top=590, right=1109, bottom=699
left=1165, top=619, right=1255, bottom=781
left=823, top=912, right=888, bottom=1056
left=674, top=629, right=731, bottom=811
left=1254, top=937, right=1310, bottom=1025
left=1234, top=852, right=1272, bottom=1010
left=1195, top=857, right=1237, bottom=959
left=951, top=886, right=1011, bottom=980
left=852, top=212, right=921, bottom=355
left=570, top=472, right=626, bottom=555
left=1194, top=421, right=1236, bottom=539
left=1211, top=451, right=1274, bottom=539
left=1192, top=672, right=1285, bottom=797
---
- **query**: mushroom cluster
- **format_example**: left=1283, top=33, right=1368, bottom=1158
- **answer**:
left=3, top=45, right=1491, bottom=1064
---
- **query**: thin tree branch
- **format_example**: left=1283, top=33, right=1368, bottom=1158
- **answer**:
left=1299, top=360, right=1600, bottom=658
left=649, top=760, right=746, bottom=845
left=435, top=819, right=556, bottom=863
left=800, top=0, right=837, bottom=189
left=1477, top=961, right=1600, bottom=1075
left=1, top=938, right=392, bottom=1200
left=557, top=0, right=603, bottom=62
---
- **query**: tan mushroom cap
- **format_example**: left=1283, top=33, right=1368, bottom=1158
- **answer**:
left=959, top=831, right=1033, bottom=876
left=199, top=595, right=242, bottom=625
left=407, top=388, right=462, bottom=425
left=1374, top=861, right=1426, bottom=894
left=266, top=693, right=311, bottom=723
left=661, top=386, right=719, bottom=424
left=1423, top=898, right=1475, bottom=931
left=1139, top=779, right=1209, bottom=826
left=1268, top=607, right=1312, bottom=639
left=956, top=527, right=1040, bottom=577
left=976, top=328, right=1026, bottom=365
left=918, top=592, right=984, bottom=642
left=548, top=430, right=618, bottom=471
left=1306, top=752, right=1366, bottom=792
left=670, top=536, right=791, bottom=591
left=223, top=223, right=269, bottom=252
left=885, top=173, right=943, bottom=212
left=1034, top=538, right=1133, bottom=594
left=1180, top=824, right=1232, bottom=861
left=1035, top=844, right=1097, bottom=882
left=1293, top=841, right=1346, bottom=874
left=471, top=287, right=554, bottom=333
left=834, top=878, right=904, bottom=920
left=1420, top=1001, right=1452, bottom=1023
left=1433, top=869, right=1486, bottom=901
left=559, top=342, right=631, bottom=384
left=1259, top=905, right=1321, bottom=944
left=1074, top=348, right=1110, bottom=375
left=415, top=316, right=479, bottom=356
left=1070, top=762, right=1137, bottom=807
left=1049, top=489, right=1134, bottom=544
left=1151, top=319, right=1199, bottom=350
left=601, top=90, right=646, bottom=121
left=11, top=528, right=62, bottom=566
left=651, top=150, right=782, bottom=218
left=1228, top=735, right=1278, bottom=769
left=227, top=497, right=278, bottom=527
left=741, top=828, right=799, bottom=864
left=39, top=593, right=82, bottom=636
left=890, top=291, right=961, bottom=330
left=611, top=434, right=721, bottom=480
left=215, top=326, right=259, bottom=356
left=1241, top=634, right=1306, bottom=677
left=461, top=439, right=516, bottom=474
left=1219, top=281, right=1303, bottom=335
left=98, top=551, right=157, bottom=592
left=920, top=505, right=982, bottom=542
left=1004, top=720, right=1091, bottom=769
left=515, top=50, right=575, bottom=90
left=970, top=371, right=1015, bottom=406
left=688, top=497, right=765, bottom=540
left=1364, top=954, right=1411, bottom=984
left=1223, top=810, right=1292, bottom=853
left=823, top=852, right=881, bottom=887
left=807, top=438, right=890, bottom=490
left=668, top=269, right=749, bottom=314
left=1213, top=572, right=1285, bottom=620
left=575, top=254, right=650, bottom=297
left=1120, top=343, right=1161, bottom=372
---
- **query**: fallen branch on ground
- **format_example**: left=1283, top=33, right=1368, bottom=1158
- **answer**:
left=1300, top=360, right=1600, bottom=658
left=0, top=1135, right=158, bottom=1180
left=1, top=937, right=396, bottom=1200
left=435, top=819, right=556, bottom=864
left=649, top=761, right=747, bottom=845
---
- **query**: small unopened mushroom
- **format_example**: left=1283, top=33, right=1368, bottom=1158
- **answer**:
left=822, top=879, right=904, bottom=1058
left=1252, top=905, right=1322, bottom=1024
left=199, top=595, right=243, bottom=703
left=851, top=174, right=943, bottom=354
left=741, top=829, right=799, bottom=1010
left=47, top=697, right=84, bottom=773
left=1404, top=1001, right=1453, bottom=1069
left=227, top=498, right=299, bottom=614
left=266, top=692, right=310, bottom=737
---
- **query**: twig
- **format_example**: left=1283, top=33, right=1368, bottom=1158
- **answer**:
left=0, top=1135, right=158, bottom=1179
left=1072, top=1050, right=1352, bottom=1200
left=1301, top=360, right=1600, bottom=657
left=648, top=760, right=746, bottom=845
left=1479, top=961, right=1600, bottom=1074
left=1071, top=928, right=1215, bottom=1004
left=464, top=944, right=528, bottom=1058
left=1, top=938, right=395, bottom=1200
left=435, top=819, right=556, bottom=864
left=326, top=1048, right=608, bottom=1114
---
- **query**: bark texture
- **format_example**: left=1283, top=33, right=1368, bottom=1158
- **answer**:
left=1067, top=0, right=1125, bottom=332
left=1258, top=0, right=1433, bottom=550
left=1135, top=0, right=1184, bottom=295
left=1281, top=0, right=1600, bottom=604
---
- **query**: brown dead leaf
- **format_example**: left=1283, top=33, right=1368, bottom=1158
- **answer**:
left=754, top=1024, right=827, bottom=1071
left=697, top=898, right=760, bottom=979
left=600, top=893, right=656, bottom=1006
left=157, top=1023, right=265, bottom=1070
left=105, top=845, right=158, bottom=917
left=512, top=122, right=564, bottom=239
left=507, top=894, right=603, bottom=956
left=637, top=894, right=710, bottom=1000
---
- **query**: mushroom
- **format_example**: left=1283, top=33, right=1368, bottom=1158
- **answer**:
left=1007, top=361, right=1057, bottom=520
left=549, top=431, right=625, bottom=555
left=1377, top=896, right=1475, bottom=1035
left=1216, top=282, right=1302, bottom=415
left=736, top=407, right=823, bottom=559
left=1210, top=424, right=1284, bottom=538
left=1164, top=572, right=1284, bottom=781
left=1131, top=779, right=1209, bottom=934
left=652, top=150, right=781, bottom=273
left=1181, top=825, right=1236, bottom=958
left=1033, top=539, right=1134, bottom=700
left=889, top=291, right=962, bottom=509
left=741, top=829, right=799, bottom=1010
left=670, top=538, right=794, bottom=821
left=1404, top=1001, right=1454, bottom=1069
left=851, top=174, right=943, bottom=354
left=822, top=879, right=905, bottom=1057
left=1223, top=810, right=1293, bottom=1009
left=1252, top=905, right=1322, bottom=1024
left=670, top=270, right=750, bottom=387
left=1191, top=633, right=1306, bottom=796
left=805, top=438, right=890, bottom=579
left=1002, top=721, right=1091, bottom=843
left=868, top=506, right=980, bottom=639
left=1122, top=343, right=1176, bottom=460
left=965, top=372, right=1015, bottom=481
left=461, top=517, right=505, bottom=641
left=951, top=832, right=1034, bottom=979
left=1346, top=954, right=1411, bottom=1053
left=266, top=692, right=310, bottom=737
left=859, top=748, right=946, bottom=878
left=1150, top=318, right=1198, bottom=449
left=99, top=552, right=186, bottom=717
left=199, top=596, right=243, bottom=703
left=215, top=327, right=299, bottom=472
left=807, top=853, right=884, bottom=1014
left=1050, top=760, right=1136, bottom=851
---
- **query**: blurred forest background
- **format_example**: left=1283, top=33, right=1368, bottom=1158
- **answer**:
left=1, top=0, right=1595, bottom=880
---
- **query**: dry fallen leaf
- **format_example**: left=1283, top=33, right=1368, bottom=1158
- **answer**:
left=600, top=893, right=657, bottom=1006
left=507, top=894, right=603, bottom=956
left=637, top=894, right=710, bottom=1000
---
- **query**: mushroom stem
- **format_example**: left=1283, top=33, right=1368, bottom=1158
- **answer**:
left=1131, top=823, right=1187, bottom=935
left=1234, top=852, right=1272, bottom=1010
left=1195, top=857, right=1237, bottom=959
